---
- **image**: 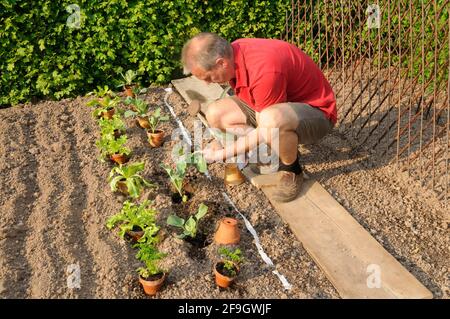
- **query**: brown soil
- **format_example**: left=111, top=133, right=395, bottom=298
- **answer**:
left=0, top=86, right=447, bottom=299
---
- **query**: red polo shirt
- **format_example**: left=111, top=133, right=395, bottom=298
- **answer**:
left=229, top=38, right=337, bottom=124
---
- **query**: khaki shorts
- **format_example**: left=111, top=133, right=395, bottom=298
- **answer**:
left=229, top=95, right=335, bottom=145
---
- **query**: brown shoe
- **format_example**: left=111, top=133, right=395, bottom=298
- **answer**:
left=272, top=171, right=303, bottom=203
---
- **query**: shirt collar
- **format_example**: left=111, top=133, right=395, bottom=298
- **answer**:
left=230, top=42, right=248, bottom=89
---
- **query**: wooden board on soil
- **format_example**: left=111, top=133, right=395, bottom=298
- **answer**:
left=171, top=76, right=433, bottom=299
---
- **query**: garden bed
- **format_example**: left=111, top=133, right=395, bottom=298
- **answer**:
left=0, top=86, right=447, bottom=298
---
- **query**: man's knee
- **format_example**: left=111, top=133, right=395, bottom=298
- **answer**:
left=258, top=107, right=285, bottom=129
left=205, top=101, right=222, bottom=128
left=259, top=104, right=299, bottom=131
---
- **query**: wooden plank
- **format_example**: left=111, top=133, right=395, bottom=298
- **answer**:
left=172, top=77, right=225, bottom=116
left=172, top=76, right=433, bottom=299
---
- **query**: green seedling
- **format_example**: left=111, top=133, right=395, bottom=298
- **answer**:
left=108, top=162, right=154, bottom=199
left=97, top=114, right=126, bottom=139
left=86, top=95, right=120, bottom=118
left=118, top=69, right=138, bottom=88
left=95, top=134, right=130, bottom=161
left=88, top=85, right=116, bottom=98
left=161, top=148, right=207, bottom=202
left=135, top=243, right=167, bottom=279
left=218, top=247, right=243, bottom=277
left=148, top=107, right=169, bottom=134
left=106, top=200, right=160, bottom=244
left=123, top=97, right=150, bottom=118
left=166, top=203, right=208, bottom=239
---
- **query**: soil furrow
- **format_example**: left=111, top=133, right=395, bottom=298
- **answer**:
left=0, top=111, right=50, bottom=298
left=22, top=107, right=71, bottom=298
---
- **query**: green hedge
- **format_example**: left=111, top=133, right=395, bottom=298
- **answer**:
left=0, top=0, right=289, bottom=106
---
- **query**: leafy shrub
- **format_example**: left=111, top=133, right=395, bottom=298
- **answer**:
left=1, top=0, right=290, bottom=106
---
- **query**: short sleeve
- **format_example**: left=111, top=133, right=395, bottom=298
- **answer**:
left=251, top=72, right=287, bottom=111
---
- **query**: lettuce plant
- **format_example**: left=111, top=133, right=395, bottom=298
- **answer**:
left=108, top=162, right=154, bottom=199
left=106, top=200, right=159, bottom=244
left=95, top=134, right=130, bottom=161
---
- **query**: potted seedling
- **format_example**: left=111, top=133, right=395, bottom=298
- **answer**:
left=87, top=96, right=120, bottom=120
left=118, top=70, right=138, bottom=97
left=214, top=247, right=243, bottom=288
left=161, top=150, right=207, bottom=203
left=96, top=134, right=131, bottom=164
left=135, top=243, right=167, bottom=296
left=161, top=162, right=189, bottom=203
left=108, top=162, right=154, bottom=199
left=97, top=114, right=126, bottom=139
left=106, top=200, right=160, bottom=244
left=147, top=107, right=169, bottom=148
left=88, top=85, right=116, bottom=99
left=124, top=97, right=151, bottom=129
left=166, top=203, right=208, bottom=247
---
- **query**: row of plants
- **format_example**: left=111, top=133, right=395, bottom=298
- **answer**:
left=86, top=74, right=246, bottom=295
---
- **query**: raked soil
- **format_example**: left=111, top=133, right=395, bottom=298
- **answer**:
left=0, top=86, right=448, bottom=298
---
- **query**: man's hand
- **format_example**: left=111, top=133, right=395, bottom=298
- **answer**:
left=202, top=140, right=224, bottom=163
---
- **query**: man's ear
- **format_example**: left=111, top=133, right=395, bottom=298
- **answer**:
left=216, top=57, right=227, bottom=69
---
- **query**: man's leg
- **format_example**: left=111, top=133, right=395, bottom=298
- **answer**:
left=204, top=97, right=256, bottom=164
left=258, top=102, right=334, bottom=202
left=205, top=97, right=254, bottom=136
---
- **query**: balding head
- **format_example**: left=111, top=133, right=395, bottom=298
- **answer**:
left=182, top=32, right=233, bottom=75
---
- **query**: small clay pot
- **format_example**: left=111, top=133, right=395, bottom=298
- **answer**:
left=124, top=85, right=135, bottom=98
left=214, top=261, right=238, bottom=288
left=139, top=272, right=166, bottom=296
left=147, top=130, right=164, bottom=148
left=102, top=108, right=115, bottom=119
left=136, top=116, right=150, bottom=129
left=224, top=163, right=245, bottom=185
left=116, top=180, right=128, bottom=195
left=113, top=129, right=124, bottom=139
left=214, top=217, right=240, bottom=245
left=126, top=226, right=144, bottom=243
left=110, top=153, right=129, bottom=165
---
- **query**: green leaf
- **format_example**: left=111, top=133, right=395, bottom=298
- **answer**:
left=166, top=215, right=185, bottom=227
left=195, top=203, right=208, bottom=220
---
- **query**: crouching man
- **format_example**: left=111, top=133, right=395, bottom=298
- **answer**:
left=181, top=32, right=336, bottom=202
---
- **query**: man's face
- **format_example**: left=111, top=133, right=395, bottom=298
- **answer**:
left=191, top=58, right=234, bottom=85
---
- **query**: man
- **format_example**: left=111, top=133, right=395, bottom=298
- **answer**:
left=181, top=32, right=336, bottom=202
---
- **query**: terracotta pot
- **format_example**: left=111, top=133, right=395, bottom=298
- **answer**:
left=139, top=273, right=166, bottom=296
left=214, top=261, right=238, bottom=288
left=126, top=226, right=144, bottom=243
left=224, top=163, right=245, bottom=185
left=125, top=85, right=135, bottom=98
left=136, top=116, right=150, bottom=129
left=116, top=180, right=128, bottom=195
left=110, top=153, right=129, bottom=165
left=102, top=108, right=115, bottom=119
left=214, top=217, right=240, bottom=245
left=147, top=129, right=164, bottom=148
left=113, top=129, right=124, bottom=139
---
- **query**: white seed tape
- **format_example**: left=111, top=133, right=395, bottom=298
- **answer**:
left=163, top=87, right=292, bottom=291
left=222, top=192, right=292, bottom=291
left=164, top=88, right=192, bottom=146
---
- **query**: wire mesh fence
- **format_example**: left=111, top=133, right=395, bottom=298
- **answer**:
left=282, top=0, right=449, bottom=208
